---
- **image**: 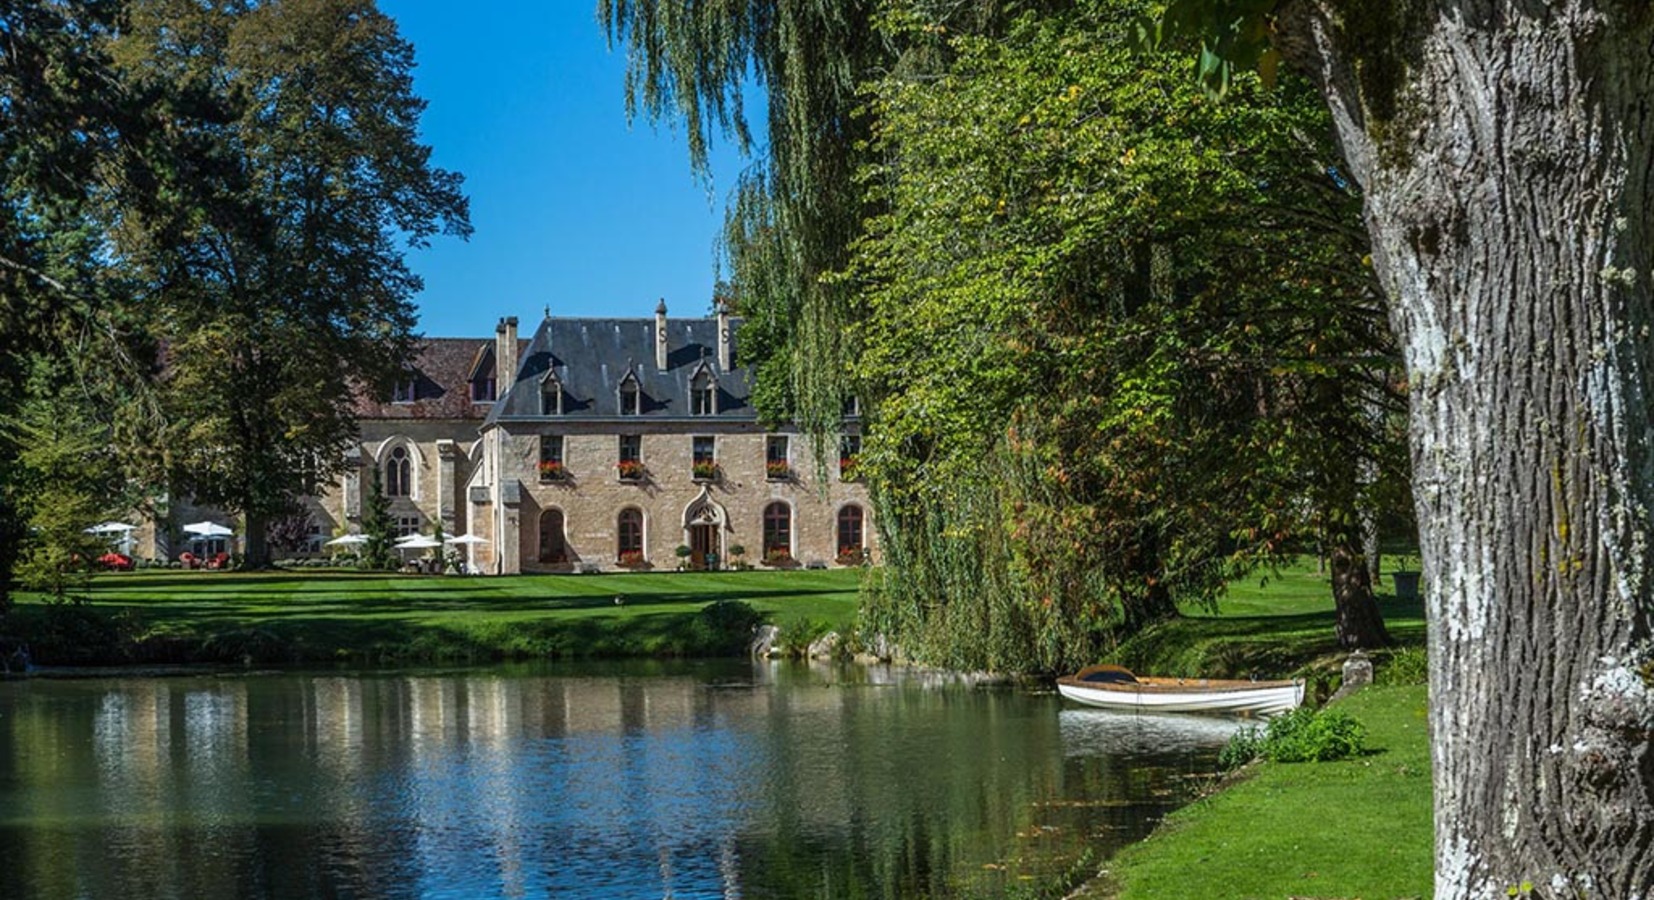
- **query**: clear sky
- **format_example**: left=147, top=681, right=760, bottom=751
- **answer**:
left=378, top=1, right=751, bottom=338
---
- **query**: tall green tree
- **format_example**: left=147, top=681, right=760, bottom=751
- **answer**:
left=1151, top=0, right=1654, bottom=893
left=0, top=0, right=163, bottom=603
left=1, top=360, right=129, bottom=601
left=849, top=3, right=1399, bottom=672
left=110, top=0, right=469, bottom=567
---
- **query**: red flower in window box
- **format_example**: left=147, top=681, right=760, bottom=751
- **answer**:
left=616, top=459, right=646, bottom=480
left=766, top=460, right=791, bottom=479
left=538, top=459, right=567, bottom=481
left=691, top=460, right=720, bottom=481
left=762, top=547, right=795, bottom=567
left=839, top=456, right=860, bottom=480
left=835, top=547, right=866, bottom=566
left=617, top=549, right=647, bottom=568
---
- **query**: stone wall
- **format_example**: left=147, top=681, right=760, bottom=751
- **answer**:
left=482, top=421, right=873, bottom=574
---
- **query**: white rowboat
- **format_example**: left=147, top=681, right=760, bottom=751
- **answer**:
left=1056, top=665, right=1304, bottom=717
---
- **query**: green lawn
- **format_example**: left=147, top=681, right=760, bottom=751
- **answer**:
left=1115, top=563, right=1428, bottom=683
left=9, top=567, right=866, bottom=666
left=1086, top=684, right=1434, bottom=900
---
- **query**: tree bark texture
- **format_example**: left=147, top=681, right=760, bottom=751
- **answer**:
left=1283, top=2, right=1654, bottom=896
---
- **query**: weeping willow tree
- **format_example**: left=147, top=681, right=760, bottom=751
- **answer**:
left=598, top=0, right=1055, bottom=439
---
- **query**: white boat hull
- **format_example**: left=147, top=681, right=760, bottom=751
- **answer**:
left=1056, top=679, right=1304, bottom=717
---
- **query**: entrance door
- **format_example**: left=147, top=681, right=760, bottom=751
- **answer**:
left=689, top=524, right=718, bottom=571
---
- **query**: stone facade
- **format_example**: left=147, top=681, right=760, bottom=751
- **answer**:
left=464, top=306, right=873, bottom=575
left=121, top=303, right=873, bottom=575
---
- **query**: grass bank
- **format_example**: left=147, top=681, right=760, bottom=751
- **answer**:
left=3, top=568, right=865, bottom=666
left=1115, top=564, right=1428, bottom=691
left=1080, top=683, right=1434, bottom=900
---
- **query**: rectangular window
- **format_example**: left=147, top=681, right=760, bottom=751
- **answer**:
left=840, top=434, right=862, bottom=480
left=617, top=435, right=643, bottom=480
left=842, top=395, right=860, bottom=417
left=396, top=516, right=420, bottom=538
left=539, top=435, right=566, bottom=482
left=691, top=384, right=715, bottom=415
left=471, top=377, right=496, bottom=402
left=691, top=436, right=718, bottom=481
left=766, top=435, right=790, bottom=480
left=620, top=383, right=640, bottom=415
left=392, top=379, right=416, bottom=403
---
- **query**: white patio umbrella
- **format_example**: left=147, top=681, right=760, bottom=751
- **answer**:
left=85, top=522, right=136, bottom=535
left=394, top=534, right=442, bottom=549
left=182, top=521, right=234, bottom=538
left=324, top=534, right=370, bottom=546
left=442, top=534, right=490, bottom=545
left=86, top=521, right=136, bottom=555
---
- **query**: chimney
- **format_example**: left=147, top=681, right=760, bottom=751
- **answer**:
left=654, top=298, right=668, bottom=370
left=715, top=300, right=731, bottom=371
left=495, top=316, right=518, bottom=400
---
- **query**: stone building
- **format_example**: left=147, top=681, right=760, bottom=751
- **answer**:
left=127, top=300, right=871, bottom=573
left=459, top=303, right=873, bottom=574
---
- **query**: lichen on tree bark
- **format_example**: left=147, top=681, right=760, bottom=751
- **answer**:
left=1281, top=0, right=1654, bottom=895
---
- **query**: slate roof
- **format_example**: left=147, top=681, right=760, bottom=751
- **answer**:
left=355, top=337, right=525, bottom=420
left=486, top=316, right=751, bottom=425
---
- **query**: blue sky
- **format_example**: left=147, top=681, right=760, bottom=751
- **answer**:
left=380, top=1, right=752, bottom=338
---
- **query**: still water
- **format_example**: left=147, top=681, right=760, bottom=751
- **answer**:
left=0, top=661, right=1240, bottom=899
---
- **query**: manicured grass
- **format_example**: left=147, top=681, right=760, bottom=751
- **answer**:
left=1083, top=684, right=1434, bottom=900
left=1115, top=562, right=1428, bottom=682
left=7, top=568, right=867, bottom=666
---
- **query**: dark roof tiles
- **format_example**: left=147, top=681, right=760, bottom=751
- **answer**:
left=487, top=316, right=749, bottom=424
left=355, top=337, right=526, bottom=420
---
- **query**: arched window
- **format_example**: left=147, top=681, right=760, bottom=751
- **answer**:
left=386, top=446, right=411, bottom=497
left=617, top=507, right=644, bottom=563
left=762, top=502, right=791, bottom=560
left=539, top=509, right=568, bottom=564
left=837, top=505, right=865, bottom=556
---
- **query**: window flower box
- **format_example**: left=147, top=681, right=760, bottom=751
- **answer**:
left=616, top=549, right=648, bottom=569
left=762, top=548, right=796, bottom=568
left=691, top=460, right=720, bottom=482
left=538, top=460, right=567, bottom=482
left=616, top=459, right=646, bottom=481
left=835, top=547, right=867, bottom=567
left=765, top=460, right=791, bottom=480
left=839, top=456, right=860, bottom=481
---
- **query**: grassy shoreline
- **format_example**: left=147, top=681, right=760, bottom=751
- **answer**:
left=4, top=568, right=865, bottom=666
left=1082, top=683, right=1434, bottom=899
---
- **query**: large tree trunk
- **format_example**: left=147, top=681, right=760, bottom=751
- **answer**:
left=1283, top=2, right=1654, bottom=896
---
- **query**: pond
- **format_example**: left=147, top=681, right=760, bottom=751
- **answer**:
left=0, top=661, right=1241, bottom=899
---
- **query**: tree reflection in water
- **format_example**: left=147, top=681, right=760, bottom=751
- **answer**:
left=0, top=662, right=1229, bottom=898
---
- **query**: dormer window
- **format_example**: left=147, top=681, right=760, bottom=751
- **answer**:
left=843, top=395, right=860, bottom=417
left=541, top=375, right=563, bottom=415
left=470, top=376, right=496, bottom=403
left=619, top=375, right=641, bottom=416
left=690, top=369, right=716, bottom=416
left=392, top=378, right=416, bottom=403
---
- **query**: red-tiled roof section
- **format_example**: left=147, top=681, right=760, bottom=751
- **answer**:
left=354, top=338, right=527, bottom=420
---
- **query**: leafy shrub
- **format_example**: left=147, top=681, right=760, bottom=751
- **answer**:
left=1380, top=646, right=1429, bottom=685
left=1258, top=706, right=1368, bottom=762
left=687, top=600, right=762, bottom=655
left=1218, top=726, right=1264, bottom=772
left=1218, top=707, right=1369, bottom=769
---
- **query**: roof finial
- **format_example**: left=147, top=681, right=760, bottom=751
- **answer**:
left=655, top=297, right=668, bottom=316
left=544, top=303, right=550, bottom=319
